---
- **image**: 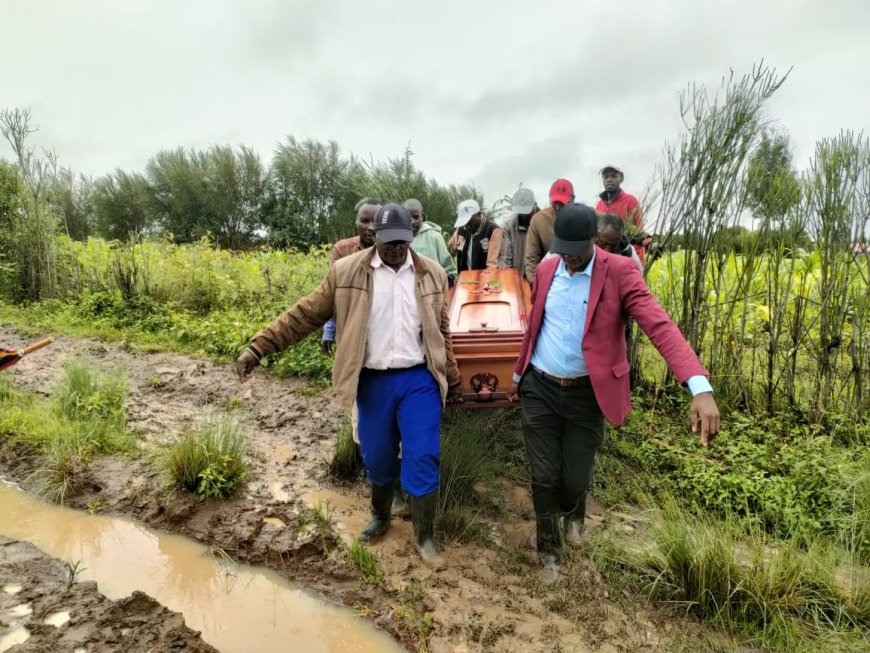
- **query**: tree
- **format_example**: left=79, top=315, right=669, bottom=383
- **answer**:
left=266, top=137, right=355, bottom=248
left=47, top=166, right=93, bottom=240
left=746, top=128, right=801, bottom=229
left=91, top=169, right=156, bottom=240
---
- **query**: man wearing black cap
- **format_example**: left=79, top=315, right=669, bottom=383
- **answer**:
left=509, top=203, right=720, bottom=583
left=235, top=204, right=462, bottom=569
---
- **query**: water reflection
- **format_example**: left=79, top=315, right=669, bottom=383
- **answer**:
left=0, top=481, right=401, bottom=653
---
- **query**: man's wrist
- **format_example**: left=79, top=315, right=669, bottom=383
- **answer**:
left=685, top=375, right=713, bottom=396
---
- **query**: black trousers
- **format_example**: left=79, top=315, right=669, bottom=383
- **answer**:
left=520, top=370, right=605, bottom=523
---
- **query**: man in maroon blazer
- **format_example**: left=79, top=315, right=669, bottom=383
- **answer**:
left=508, top=203, right=720, bottom=583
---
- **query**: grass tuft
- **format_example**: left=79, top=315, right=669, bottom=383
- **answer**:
left=347, top=539, right=383, bottom=585
left=159, top=416, right=249, bottom=499
left=325, top=419, right=363, bottom=481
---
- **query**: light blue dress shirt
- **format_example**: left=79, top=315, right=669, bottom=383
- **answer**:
left=520, top=253, right=713, bottom=396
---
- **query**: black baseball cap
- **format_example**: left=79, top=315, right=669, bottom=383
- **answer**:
left=550, top=203, right=598, bottom=257
left=374, top=204, right=414, bottom=243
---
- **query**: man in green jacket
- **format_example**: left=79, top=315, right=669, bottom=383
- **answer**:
left=405, top=199, right=457, bottom=283
left=236, top=204, right=462, bottom=569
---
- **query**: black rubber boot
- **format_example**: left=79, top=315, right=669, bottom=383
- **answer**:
left=358, top=483, right=394, bottom=543
left=563, top=493, right=587, bottom=547
left=410, top=493, right=446, bottom=569
left=535, top=515, right=562, bottom=585
left=391, top=477, right=409, bottom=518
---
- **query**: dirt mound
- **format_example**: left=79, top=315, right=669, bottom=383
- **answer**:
left=0, top=536, right=217, bottom=652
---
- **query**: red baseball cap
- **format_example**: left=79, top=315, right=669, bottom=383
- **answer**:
left=549, top=178, right=574, bottom=205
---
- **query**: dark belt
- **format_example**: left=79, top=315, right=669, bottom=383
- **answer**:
left=529, top=364, right=591, bottom=388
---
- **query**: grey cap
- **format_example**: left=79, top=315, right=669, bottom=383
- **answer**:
left=374, top=204, right=414, bottom=243
left=511, top=188, right=536, bottom=214
left=455, top=199, right=481, bottom=228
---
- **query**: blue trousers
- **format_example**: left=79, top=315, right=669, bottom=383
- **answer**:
left=356, top=365, right=441, bottom=497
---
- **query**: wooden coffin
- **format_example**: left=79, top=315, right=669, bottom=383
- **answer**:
left=447, top=268, right=532, bottom=407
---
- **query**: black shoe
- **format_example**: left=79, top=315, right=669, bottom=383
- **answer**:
left=563, top=492, right=587, bottom=547
left=358, top=483, right=394, bottom=543
left=535, top=514, right=562, bottom=560
left=410, top=492, right=446, bottom=569
left=391, top=478, right=409, bottom=518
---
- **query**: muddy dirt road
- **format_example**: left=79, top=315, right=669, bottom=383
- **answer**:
left=0, top=328, right=701, bottom=652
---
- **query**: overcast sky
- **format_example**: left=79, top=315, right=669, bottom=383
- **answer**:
left=2, top=0, right=868, bottom=213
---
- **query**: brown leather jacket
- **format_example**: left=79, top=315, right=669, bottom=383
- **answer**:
left=250, top=248, right=460, bottom=411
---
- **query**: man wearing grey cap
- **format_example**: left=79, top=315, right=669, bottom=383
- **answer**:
left=448, top=199, right=503, bottom=272
left=235, top=204, right=462, bottom=569
left=509, top=203, right=720, bottom=583
left=498, top=187, right=538, bottom=273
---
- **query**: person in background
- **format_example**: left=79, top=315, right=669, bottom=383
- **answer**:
left=236, top=204, right=462, bottom=569
left=406, top=198, right=457, bottom=283
left=525, top=179, right=574, bottom=284
left=509, top=203, right=720, bottom=584
left=595, top=212, right=642, bottom=271
left=499, top=188, right=538, bottom=274
left=321, top=198, right=381, bottom=355
left=595, top=165, right=648, bottom=263
left=449, top=199, right=502, bottom=272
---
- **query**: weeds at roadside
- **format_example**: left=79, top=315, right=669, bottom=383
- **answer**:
left=390, top=597, right=434, bottom=653
left=589, top=499, right=870, bottom=653
left=325, top=420, right=363, bottom=482
left=86, top=498, right=104, bottom=514
left=0, top=361, right=133, bottom=503
left=347, top=539, right=383, bottom=585
left=63, top=560, right=86, bottom=592
left=158, top=416, right=249, bottom=499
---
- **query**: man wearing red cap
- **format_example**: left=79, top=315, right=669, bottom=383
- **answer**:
left=595, top=165, right=647, bottom=263
left=525, top=179, right=574, bottom=284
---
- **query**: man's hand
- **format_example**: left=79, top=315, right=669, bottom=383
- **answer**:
left=320, top=338, right=335, bottom=356
left=236, top=349, right=259, bottom=383
left=507, top=381, right=519, bottom=403
left=690, top=392, right=720, bottom=447
left=446, top=383, right=463, bottom=404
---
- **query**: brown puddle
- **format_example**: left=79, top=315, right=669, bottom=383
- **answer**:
left=0, top=481, right=402, bottom=653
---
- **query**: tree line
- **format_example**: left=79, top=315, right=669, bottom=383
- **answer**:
left=0, top=111, right=479, bottom=252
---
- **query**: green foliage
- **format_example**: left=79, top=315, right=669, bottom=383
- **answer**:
left=746, top=127, right=801, bottom=224
left=590, top=504, right=869, bottom=653
left=326, top=420, right=363, bottom=481
left=0, top=362, right=132, bottom=502
left=159, top=417, right=249, bottom=499
left=600, top=407, right=870, bottom=560
left=346, top=538, right=383, bottom=585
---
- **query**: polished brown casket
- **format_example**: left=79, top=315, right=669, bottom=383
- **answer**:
left=448, top=268, right=532, bottom=407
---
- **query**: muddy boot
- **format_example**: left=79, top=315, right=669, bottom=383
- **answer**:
left=391, top=478, right=409, bottom=518
left=563, top=494, right=587, bottom=547
left=535, top=515, right=562, bottom=585
left=358, top=483, right=394, bottom=543
left=410, top=493, right=446, bottom=570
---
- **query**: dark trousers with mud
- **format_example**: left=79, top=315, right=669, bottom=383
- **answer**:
left=520, top=370, right=604, bottom=558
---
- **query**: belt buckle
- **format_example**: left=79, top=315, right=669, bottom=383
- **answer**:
left=560, top=377, right=570, bottom=388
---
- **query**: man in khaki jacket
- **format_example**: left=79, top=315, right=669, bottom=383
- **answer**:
left=525, top=178, right=575, bottom=284
left=236, top=204, right=461, bottom=569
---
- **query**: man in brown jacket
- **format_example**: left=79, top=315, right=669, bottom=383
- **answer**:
left=525, top=179, right=575, bottom=283
left=236, top=204, right=462, bottom=569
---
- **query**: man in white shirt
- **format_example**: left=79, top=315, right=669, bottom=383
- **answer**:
left=236, top=204, right=462, bottom=569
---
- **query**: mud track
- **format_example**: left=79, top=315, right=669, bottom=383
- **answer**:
left=0, top=536, right=218, bottom=652
left=0, top=328, right=703, bottom=652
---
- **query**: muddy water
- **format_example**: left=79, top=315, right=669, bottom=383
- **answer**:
left=0, top=481, right=403, bottom=653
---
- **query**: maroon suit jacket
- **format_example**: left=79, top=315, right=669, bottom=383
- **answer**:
left=513, top=250, right=707, bottom=425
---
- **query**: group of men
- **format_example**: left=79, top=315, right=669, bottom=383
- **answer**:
left=235, top=166, right=721, bottom=583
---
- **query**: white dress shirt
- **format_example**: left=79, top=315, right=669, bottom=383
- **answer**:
left=364, top=250, right=426, bottom=369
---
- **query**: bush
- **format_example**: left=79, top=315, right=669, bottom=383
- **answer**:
left=160, top=417, right=249, bottom=499
left=326, top=420, right=363, bottom=481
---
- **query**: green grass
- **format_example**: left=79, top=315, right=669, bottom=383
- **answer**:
left=347, top=539, right=383, bottom=585
left=325, top=420, right=363, bottom=481
left=589, top=501, right=870, bottom=653
left=159, top=417, right=249, bottom=499
left=0, top=361, right=133, bottom=502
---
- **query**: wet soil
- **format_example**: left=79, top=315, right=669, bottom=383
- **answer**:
left=0, top=535, right=217, bottom=652
left=0, top=328, right=707, bottom=652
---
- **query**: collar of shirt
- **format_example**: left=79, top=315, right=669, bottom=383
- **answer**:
left=555, top=249, right=595, bottom=279
left=371, top=249, right=414, bottom=272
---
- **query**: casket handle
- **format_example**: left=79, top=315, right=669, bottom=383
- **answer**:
left=469, top=321, right=499, bottom=333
